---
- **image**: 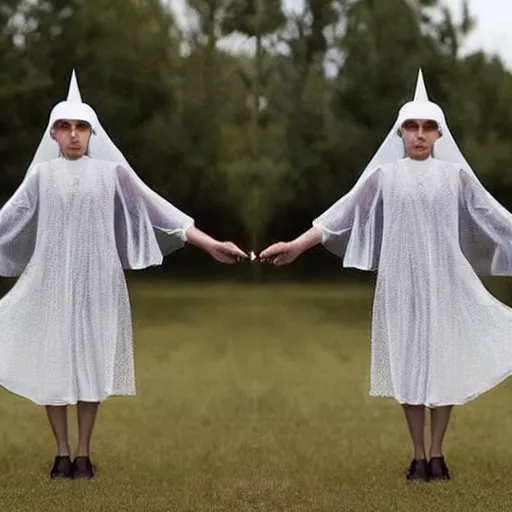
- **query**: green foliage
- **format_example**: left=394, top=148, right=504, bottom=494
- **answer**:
left=1, top=0, right=511, bottom=274
left=222, top=0, right=285, bottom=37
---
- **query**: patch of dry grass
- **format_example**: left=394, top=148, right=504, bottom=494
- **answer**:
left=0, top=281, right=511, bottom=511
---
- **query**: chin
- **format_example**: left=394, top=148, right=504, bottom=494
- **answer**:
left=65, top=150, right=85, bottom=160
left=411, top=152, right=430, bottom=160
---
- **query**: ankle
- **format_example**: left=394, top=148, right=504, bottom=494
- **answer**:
left=414, top=448, right=426, bottom=460
left=57, top=447, right=71, bottom=457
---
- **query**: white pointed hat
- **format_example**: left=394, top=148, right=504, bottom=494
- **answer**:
left=67, top=70, right=83, bottom=102
left=396, top=69, right=447, bottom=130
left=47, top=70, right=99, bottom=131
left=413, top=68, right=428, bottom=101
left=28, top=70, right=130, bottom=168
left=352, top=68, right=474, bottom=182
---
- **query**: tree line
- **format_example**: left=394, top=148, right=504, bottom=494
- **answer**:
left=1, top=0, right=511, bottom=279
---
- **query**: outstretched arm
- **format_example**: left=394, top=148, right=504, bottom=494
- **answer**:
left=116, top=165, right=193, bottom=239
left=116, top=166, right=247, bottom=265
left=185, top=226, right=248, bottom=264
left=0, top=166, right=39, bottom=276
left=459, top=167, right=512, bottom=275
left=260, top=167, right=383, bottom=267
left=259, top=227, right=322, bottom=265
left=312, top=168, right=382, bottom=252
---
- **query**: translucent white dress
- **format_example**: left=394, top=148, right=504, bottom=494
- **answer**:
left=0, top=156, right=193, bottom=405
left=313, top=157, right=512, bottom=407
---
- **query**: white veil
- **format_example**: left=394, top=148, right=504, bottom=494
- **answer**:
left=357, top=69, right=478, bottom=182
left=28, top=71, right=132, bottom=169
left=313, top=69, right=492, bottom=271
left=25, top=71, right=194, bottom=268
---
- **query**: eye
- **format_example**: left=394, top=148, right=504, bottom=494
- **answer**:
left=54, top=121, right=70, bottom=130
left=402, top=121, right=419, bottom=131
left=76, top=121, right=90, bottom=131
left=423, top=121, right=439, bottom=132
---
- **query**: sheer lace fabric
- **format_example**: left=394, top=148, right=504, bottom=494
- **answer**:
left=0, top=156, right=193, bottom=405
left=313, top=157, right=512, bottom=406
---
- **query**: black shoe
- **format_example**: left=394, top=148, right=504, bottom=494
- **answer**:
left=428, top=456, right=451, bottom=481
left=50, top=455, right=73, bottom=479
left=71, top=456, right=95, bottom=479
left=406, top=458, right=429, bottom=481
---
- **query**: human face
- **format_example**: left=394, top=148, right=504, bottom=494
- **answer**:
left=399, top=119, right=441, bottom=160
left=52, top=119, right=92, bottom=160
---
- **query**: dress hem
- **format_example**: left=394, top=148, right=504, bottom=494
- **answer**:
left=0, top=379, right=136, bottom=406
left=369, top=366, right=512, bottom=408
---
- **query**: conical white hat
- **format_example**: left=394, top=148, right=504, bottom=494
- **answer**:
left=28, top=70, right=130, bottom=168
left=396, top=69, right=446, bottom=129
left=353, top=69, right=472, bottom=180
left=47, top=70, right=99, bottom=131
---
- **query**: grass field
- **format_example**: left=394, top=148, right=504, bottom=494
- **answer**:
left=0, top=281, right=512, bottom=511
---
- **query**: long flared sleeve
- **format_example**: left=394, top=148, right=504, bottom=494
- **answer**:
left=0, top=166, right=39, bottom=276
left=312, top=167, right=383, bottom=270
left=114, top=165, right=195, bottom=269
left=459, top=168, right=512, bottom=275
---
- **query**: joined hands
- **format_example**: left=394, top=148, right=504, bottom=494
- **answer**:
left=212, top=228, right=320, bottom=266
left=230, top=242, right=302, bottom=266
left=208, top=241, right=249, bottom=264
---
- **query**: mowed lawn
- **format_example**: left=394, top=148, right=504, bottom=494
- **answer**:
left=0, top=280, right=512, bottom=511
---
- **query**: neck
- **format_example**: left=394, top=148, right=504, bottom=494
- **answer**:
left=60, top=153, right=87, bottom=161
left=407, top=153, right=432, bottom=161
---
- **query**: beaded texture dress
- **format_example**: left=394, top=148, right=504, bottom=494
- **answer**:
left=0, top=156, right=193, bottom=405
left=313, top=156, right=512, bottom=407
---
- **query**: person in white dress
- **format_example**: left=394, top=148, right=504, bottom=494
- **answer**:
left=0, top=71, right=247, bottom=479
left=259, top=70, right=512, bottom=482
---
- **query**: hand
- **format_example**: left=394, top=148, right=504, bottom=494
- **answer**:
left=208, top=241, right=248, bottom=264
left=258, top=241, right=302, bottom=266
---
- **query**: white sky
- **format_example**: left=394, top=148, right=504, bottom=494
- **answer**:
left=447, top=0, right=512, bottom=68
left=168, top=0, right=512, bottom=70
left=282, top=0, right=512, bottom=69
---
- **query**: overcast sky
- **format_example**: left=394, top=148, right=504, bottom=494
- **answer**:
left=445, top=0, right=512, bottom=68
left=169, top=0, right=512, bottom=70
